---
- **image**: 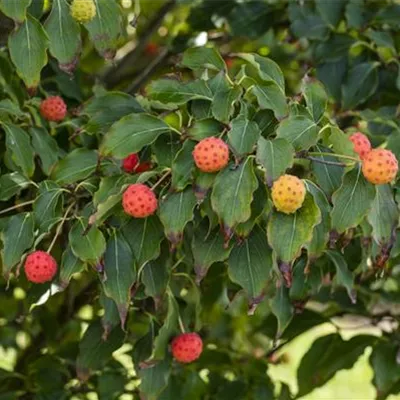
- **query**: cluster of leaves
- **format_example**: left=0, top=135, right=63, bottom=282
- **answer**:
left=1, top=1, right=400, bottom=399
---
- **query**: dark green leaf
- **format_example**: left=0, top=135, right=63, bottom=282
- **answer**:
left=0, top=172, right=30, bottom=201
left=59, top=246, right=85, bottom=288
left=30, top=127, right=60, bottom=175
left=139, top=358, right=171, bottom=400
left=252, top=83, right=288, bottom=119
left=270, top=285, right=293, bottom=337
left=187, top=118, right=223, bottom=141
left=228, top=114, right=261, bottom=157
left=212, top=86, right=242, bottom=123
left=152, top=132, right=181, bottom=167
left=0, top=0, right=31, bottom=22
left=171, top=140, right=195, bottom=191
left=303, top=78, right=327, bottom=123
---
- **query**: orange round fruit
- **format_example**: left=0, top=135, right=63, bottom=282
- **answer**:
left=192, top=137, right=229, bottom=173
left=362, top=149, right=398, bottom=184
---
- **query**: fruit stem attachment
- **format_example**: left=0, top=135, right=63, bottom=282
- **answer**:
left=0, top=200, right=35, bottom=216
left=178, top=315, right=186, bottom=334
left=47, top=203, right=75, bottom=254
left=308, top=151, right=360, bottom=162
left=151, top=169, right=171, bottom=191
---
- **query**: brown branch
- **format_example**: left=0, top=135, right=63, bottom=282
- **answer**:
left=102, top=0, right=176, bottom=88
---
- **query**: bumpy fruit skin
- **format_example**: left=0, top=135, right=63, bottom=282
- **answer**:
left=271, top=174, right=306, bottom=214
left=70, top=0, right=96, bottom=23
left=193, top=137, right=229, bottom=173
left=122, top=183, right=157, bottom=218
left=24, top=251, right=57, bottom=284
left=349, top=132, right=371, bottom=160
left=171, top=333, right=203, bottom=363
left=122, top=153, right=140, bottom=173
left=362, top=149, right=398, bottom=184
left=40, top=96, right=67, bottom=122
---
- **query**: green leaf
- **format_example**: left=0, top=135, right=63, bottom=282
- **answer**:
left=100, top=113, right=170, bottom=158
left=297, top=334, right=375, bottom=397
left=342, top=62, right=379, bottom=110
left=2, top=122, right=35, bottom=177
left=147, top=79, right=213, bottom=105
left=171, top=140, right=195, bottom=191
left=251, top=83, right=288, bottom=119
left=182, top=47, right=225, bottom=71
left=69, top=218, right=106, bottom=263
left=367, top=184, right=399, bottom=245
left=187, top=118, right=222, bottom=141
left=152, top=132, right=181, bottom=167
left=139, top=358, right=171, bottom=400
left=0, top=99, right=23, bottom=117
left=311, top=145, right=344, bottom=198
left=305, top=180, right=331, bottom=257
left=325, top=250, right=355, bottom=302
left=228, top=114, right=261, bottom=157
left=192, top=222, right=231, bottom=282
left=51, top=149, right=98, bottom=185
left=44, top=0, right=81, bottom=71
left=0, top=0, right=31, bottom=22
left=85, top=0, right=122, bottom=58
left=33, top=181, right=64, bottom=233
left=303, top=78, right=327, bottom=123
left=276, top=116, right=318, bottom=151
left=270, top=285, right=293, bottom=338
left=329, top=126, right=356, bottom=157
left=237, top=53, right=285, bottom=91
left=256, top=137, right=294, bottom=185
left=103, top=231, right=136, bottom=327
left=122, top=215, right=164, bottom=270
left=1, top=213, right=34, bottom=277
left=30, top=127, right=60, bottom=175
left=268, top=194, right=321, bottom=262
left=370, top=342, right=400, bottom=400
left=59, top=246, right=85, bottom=288
left=76, top=320, right=125, bottom=378
left=212, top=86, right=242, bottom=123
left=99, top=291, right=120, bottom=338
left=228, top=225, right=272, bottom=304
left=316, top=57, right=347, bottom=102
left=211, top=158, right=258, bottom=231
left=152, top=293, right=179, bottom=360
left=315, top=0, right=346, bottom=27
left=84, top=92, right=143, bottom=134
left=8, top=15, right=48, bottom=89
left=331, top=166, right=376, bottom=234
left=159, top=187, right=197, bottom=245
left=0, top=172, right=30, bottom=201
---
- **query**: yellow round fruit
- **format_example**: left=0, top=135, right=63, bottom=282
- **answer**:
left=271, top=174, right=306, bottom=214
left=70, top=0, right=96, bottom=23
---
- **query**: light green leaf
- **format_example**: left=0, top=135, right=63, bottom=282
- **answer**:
left=103, top=231, right=136, bottom=327
left=69, top=218, right=106, bottom=263
left=0, top=172, right=30, bottom=201
left=100, top=113, right=170, bottom=158
left=331, top=166, right=376, bottom=233
left=33, top=181, right=64, bottom=233
left=85, top=0, right=122, bottom=58
left=1, top=213, right=34, bottom=277
left=252, top=83, right=288, bottom=119
left=8, top=15, right=48, bottom=88
left=122, top=215, right=164, bottom=269
left=51, top=149, right=98, bottom=185
left=30, top=127, right=60, bottom=175
left=276, top=116, right=318, bottom=151
left=367, top=184, right=399, bottom=245
left=2, top=122, right=35, bottom=177
left=159, top=187, right=197, bottom=246
left=228, top=115, right=261, bottom=157
left=44, top=0, right=81, bottom=71
left=268, top=194, right=321, bottom=262
left=228, top=225, right=273, bottom=303
left=0, top=0, right=31, bottom=22
left=303, top=78, right=327, bottom=122
left=211, top=157, right=258, bottom=230
left=0, top=99, right=23, bottom=117
left=211, top=86, right=242, bottom=123
left=329, top=126, right=356, bottom=157
left=139, top=359, right=171, bottom=399
left=256, top=137, right=294, bottom=185
left=182, top=47, right=225, bottom=71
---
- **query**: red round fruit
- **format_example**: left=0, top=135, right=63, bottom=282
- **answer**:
left=122, top=153, right=140, bottom=173
left=135, top=161, right=152, bottom=173
left=171, top=332, right=203, bottom=363
left=122, top=183, right=157, bottom=218
left=192, top=137, right=229, bottom=173
left=144, top=42, right=159, bottom=56
left=349, top=132, right=371, bottom=160
left=24, top=251, right=58, bottom=284
left=40, top=96, right=67, bottom=122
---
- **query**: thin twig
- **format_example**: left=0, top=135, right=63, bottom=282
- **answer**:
left=47, top=203, right=75, bottom=254
left=151, top=169, right=171, bottom=191
left=308, top=151, right=360, bottom=162
left=305, top=156, right=352, bottom=167
left=0, top=200, right=35, bottom=216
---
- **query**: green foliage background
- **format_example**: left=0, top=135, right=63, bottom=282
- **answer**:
left=1, top=0, right=400, bottom=399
